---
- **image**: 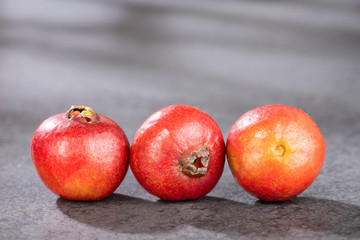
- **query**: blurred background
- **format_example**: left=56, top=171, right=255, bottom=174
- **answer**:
left=1, top=0, right=360, bottom=239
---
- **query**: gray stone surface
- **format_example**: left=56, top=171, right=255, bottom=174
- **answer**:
left=1, top=0, right=360, bottom=239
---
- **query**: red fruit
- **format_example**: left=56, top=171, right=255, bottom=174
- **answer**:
left=30, top=105, right=129, bottom=201
left=227, top=105, right=325, bottom=201
left=130, top=105, right=225, bottom=200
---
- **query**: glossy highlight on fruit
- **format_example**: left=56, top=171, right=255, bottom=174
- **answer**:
left=30, top=105, right=129, bottom=201
left=226, top=105, right=325, bottom=201
left=130, top=105, right=225, bottom=201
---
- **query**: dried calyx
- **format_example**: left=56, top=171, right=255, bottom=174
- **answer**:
left=273, top=145, right=286, bottom=157
left=65, top=105, right=100, bottom=123
left=180, top=146, right=210, bottom=177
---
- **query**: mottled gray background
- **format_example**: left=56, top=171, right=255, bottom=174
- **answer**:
left=1, top=0, right=360, bottom=239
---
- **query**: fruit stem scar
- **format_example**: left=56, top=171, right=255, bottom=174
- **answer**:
left=274, top=145, right=286, bottom=157
left=65, top=105, right=100, bottom=123
left=180, top=146, right=210, bottom=177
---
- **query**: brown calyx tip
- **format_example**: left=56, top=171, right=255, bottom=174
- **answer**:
left=274, top=145, right=286, bottom=157
left=179, top=146, right=210, bottom=177
left=65, top=105, right=99, bottom=123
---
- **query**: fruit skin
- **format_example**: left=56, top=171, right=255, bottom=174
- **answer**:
left=227, top=105, right=325, bottom=201
left=30, top=106, right=129, bottom=201
left=130, top=105, right=225, bottom=201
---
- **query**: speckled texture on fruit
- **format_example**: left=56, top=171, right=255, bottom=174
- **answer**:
left=31, top=112, right=130, bottom=201
left=2, top=0, right=360, bottom=238
left=130, top=105, right=225, bottom=200
left=227, top=105, right=326, bottom=201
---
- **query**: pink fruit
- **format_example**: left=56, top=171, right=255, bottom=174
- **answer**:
left=130, top=105, right=225, bottom=200
left=30, top=105, right=129, bottom=201
left=227, top=105, right=326, bottom=201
